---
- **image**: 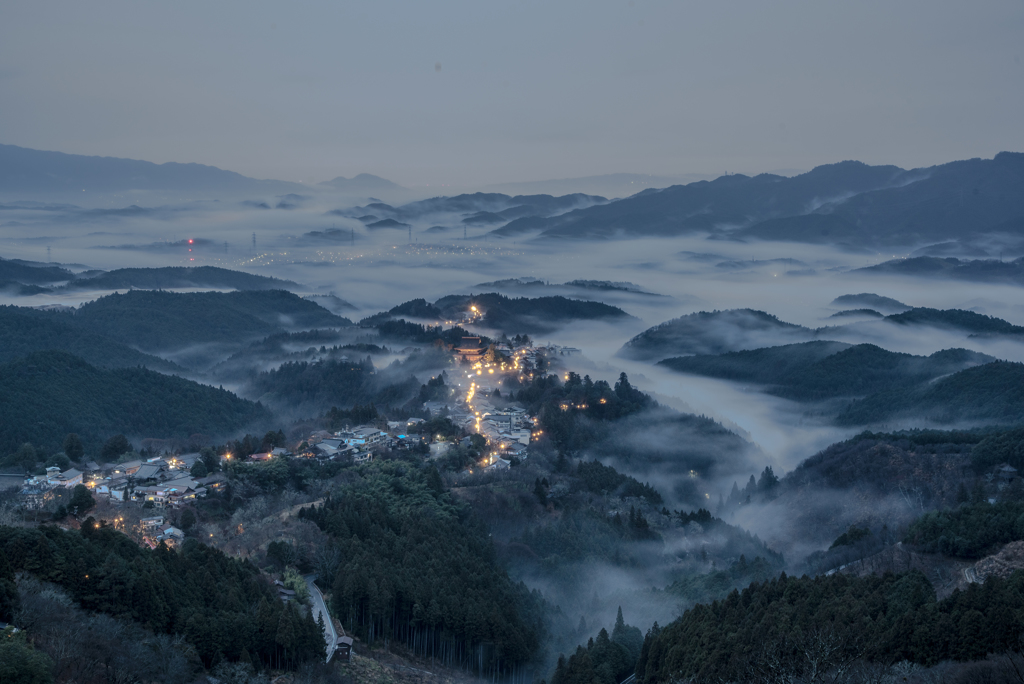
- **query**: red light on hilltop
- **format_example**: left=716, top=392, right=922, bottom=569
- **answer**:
left=188, top=239, right=193, bottom=244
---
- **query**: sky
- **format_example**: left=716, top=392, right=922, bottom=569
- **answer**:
left=2, top=0, right=1023, bottom=187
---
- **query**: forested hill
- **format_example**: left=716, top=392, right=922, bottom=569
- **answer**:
left=636, top=570, right=1024, bottom=683
left=884, top=307, right=1024, bottom=335
left=0, top=350, right=269, bottom=455
left=855, top=256, right=1024, bottom=287
left=72, top=289, right=350, bottom=351
left=62, top=266, right=299, bottom=291
left=659, top=342, right=995, bottom=402
left=836, top=360, right=1024, bottom=426
left=0, top=305, right=182, bottom=371
left=374, top=292, right=631, bottom=334
left=303, top=460, right=546, bottom=676
left=620, top=309, right=813, bottom=361
left=0, top=257, right=76, bottom=284
left=0, top=524, right=324, bottom=670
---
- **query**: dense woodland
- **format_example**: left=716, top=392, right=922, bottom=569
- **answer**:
left=302, top=459, right=547, bottom=679
left=0, top=305, right=182, bottom=371
left=660, top=342, right=993, bottom=402
left=550, top=609, right=645, bottom=684
left=247, top=351, right=452, bottom=416
left=0, top=350, right=269, bottom=455
left=71, top=290, right=349, bottom=352
left=636, top=571, right=1024, bottom=683
left=621, top=309, right=809, bottom=360
left=0, top=523, right=325, bottom=671
left=905, top=500, right=1024, bottom=558
left=886, top=307, right=1024, bottom=335
left=433, top=293, right=629, bottom=333
left=0, top=257, right=75, bottom=284
left=837, top=360, right=1024, bottom=426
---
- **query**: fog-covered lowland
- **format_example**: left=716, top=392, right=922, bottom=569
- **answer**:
left=5, top=144, right=1024, bottom=684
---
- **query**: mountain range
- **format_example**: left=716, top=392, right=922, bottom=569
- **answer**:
left=5, top=144, right=1024, bottom=251
left=487, top=153, right=1024, bottom=248
left=0, top=143, right=308, bottom=196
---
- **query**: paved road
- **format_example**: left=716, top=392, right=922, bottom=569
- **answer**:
left=304, top=575, right=337, bottom=662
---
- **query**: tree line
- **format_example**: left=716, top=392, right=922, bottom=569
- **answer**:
left=0, top=522, right=325, bottom=670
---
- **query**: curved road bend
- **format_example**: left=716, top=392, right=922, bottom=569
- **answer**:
left=304, top=575, right=338, bottom=662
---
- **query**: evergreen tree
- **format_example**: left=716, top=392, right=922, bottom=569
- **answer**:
left=62, top=433, right=84, bottom=461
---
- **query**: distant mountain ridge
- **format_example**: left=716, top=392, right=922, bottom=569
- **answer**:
left=485, top=152, right=1024, bottom=248
left=318, top=173, right=407, bottom=195
left=623, top=306, right=1024, bottom=362
left=0, top=143, right=308, bottom=195
left=329, top=191, right=607, bottom=229
left=855, top=256, right=1024, bottom=286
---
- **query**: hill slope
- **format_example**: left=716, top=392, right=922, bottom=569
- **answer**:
left=72, top=289, right=350, bottom=352
left=659, top=343, right=995, bottom=401
left=855, top=257, right=1024, bottom=286
left=0, top=256, right=75, bottom=284
left=620, top=309, right=814, bottom=361
left=838, top=360, right=1024, bottom=426
left=64, top=266, right=299, bottom=291
left=0, top=351, right=269, bottom=454
left=0, top=143, right=305, bottom=195
left=0, top=305, right=182, bottom=371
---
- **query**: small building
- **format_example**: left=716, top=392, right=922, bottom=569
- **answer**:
left=134, top=464, right=164, bottom=481
left=336, top=636, right=354, bottom=662
left=50, top=468, right=83, bottom=488
left=140, top=516, right=165, bottom=529
left=157, top=525, right=184, bottom=545
left=116, top=460, right=143, bottom=477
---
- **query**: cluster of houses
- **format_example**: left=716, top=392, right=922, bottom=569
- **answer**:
left=19, top=455, right=225, bottom=512
left=302, top=425, right=395, bottom=462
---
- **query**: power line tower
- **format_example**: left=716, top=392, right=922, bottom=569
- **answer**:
left=252, top=232, right=256, bottom=254
left=46, top=245, right=51, bottom=262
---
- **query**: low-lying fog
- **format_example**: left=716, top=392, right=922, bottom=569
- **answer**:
left=4, top=194, right=1024, bottom=476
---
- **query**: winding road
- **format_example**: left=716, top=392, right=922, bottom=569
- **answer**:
left=304, top=574, right=338, bottom=662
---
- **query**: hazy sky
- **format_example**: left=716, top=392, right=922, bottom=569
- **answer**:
left=2, top=0, right=1022, bottom=186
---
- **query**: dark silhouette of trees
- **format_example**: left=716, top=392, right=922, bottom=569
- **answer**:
left=61, top=433, right=84, bottom=462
